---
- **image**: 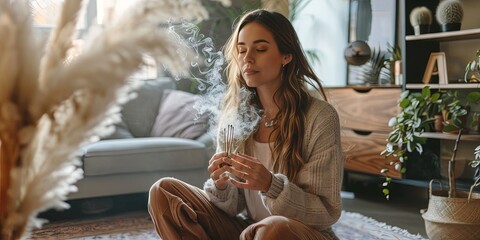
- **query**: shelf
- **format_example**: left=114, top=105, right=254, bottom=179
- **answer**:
left=406, top=83, right=480, bottom=89
left=405, top=28, right=480, bottom=42
left=420, top=132, right=480, bottom=141
left=392, top=178, right=477, bottom=192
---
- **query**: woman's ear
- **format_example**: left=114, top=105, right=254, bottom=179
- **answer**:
left=283, top=54, right=293, bottom=65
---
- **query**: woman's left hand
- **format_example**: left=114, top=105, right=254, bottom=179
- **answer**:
left=222, top=153, right=273, bottom=192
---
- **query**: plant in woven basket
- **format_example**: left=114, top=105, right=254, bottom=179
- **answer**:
left=0, top=0, right=229, bottom=239
left=421, top=129, right=480, bottom=240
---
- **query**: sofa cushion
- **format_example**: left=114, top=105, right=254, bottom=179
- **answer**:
left=150, top=89, right=209, bottom=139
left=81, top=138, right=207, bottom=176
left=121, top=78, right=176, bottom=137
left=101, top=120, right=133, bottom=140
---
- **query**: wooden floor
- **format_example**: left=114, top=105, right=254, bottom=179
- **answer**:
left=342, top=179, right=429, bottom=238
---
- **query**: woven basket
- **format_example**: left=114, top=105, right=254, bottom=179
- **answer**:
left=421, top=179, right=480, bottom=240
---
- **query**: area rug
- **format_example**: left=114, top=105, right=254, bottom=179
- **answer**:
left=31, top=210, right=427, bottom=240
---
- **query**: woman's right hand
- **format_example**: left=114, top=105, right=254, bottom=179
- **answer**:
left=207, top=152, right=230, bottom=190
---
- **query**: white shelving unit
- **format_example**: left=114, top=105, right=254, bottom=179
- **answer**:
left=405, top=28, right=480, bottom=42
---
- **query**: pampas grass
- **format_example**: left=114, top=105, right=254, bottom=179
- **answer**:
left=0, top=0, right=230, bottom=239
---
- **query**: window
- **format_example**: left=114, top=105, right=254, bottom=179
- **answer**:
left=293, top=0, right=349, bottom=87
left=31, top=0, right=158, bottom=80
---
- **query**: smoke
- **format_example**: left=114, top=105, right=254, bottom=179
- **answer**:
left=168, top=21, right=261, bottom=144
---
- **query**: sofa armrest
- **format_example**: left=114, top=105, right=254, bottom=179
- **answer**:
left=196, top=132, right=215, bottom=160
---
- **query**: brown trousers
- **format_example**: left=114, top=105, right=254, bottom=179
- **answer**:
left=148, top=178, right=337, bottom=240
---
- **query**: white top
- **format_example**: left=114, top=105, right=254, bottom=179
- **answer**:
left=244, top=140, right=273, bottom=222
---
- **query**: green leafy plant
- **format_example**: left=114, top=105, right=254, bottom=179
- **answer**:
left=465, top=50, right=480, bottom=72
left=470, top=92, right=480, bottom=167
left=465, top=91, right=480, bottom=133
left=440, top=90, right=468, bottom=132
left=473, top=145, right=480, bottom=168
left=358, top=47, right=389, bottom=85
left=386, top=43, right=401, bottom=62
left=380, top=87, right=440, bottom=199
left=385, top=43, right=401, bottom=84
left=465, top=49, right=480, bottom=83
left=381, top=86, right=440, bottom=169
left=380, top=86, right=469, bottom=199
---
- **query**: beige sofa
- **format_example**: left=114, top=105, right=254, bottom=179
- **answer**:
left=68, top=78, right=214, bottom=200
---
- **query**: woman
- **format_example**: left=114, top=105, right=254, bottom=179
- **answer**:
left=148, top=9, right=343, bottom=240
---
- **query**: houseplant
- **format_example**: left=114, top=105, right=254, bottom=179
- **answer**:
left=440, top=89, right=469, bottom=133
left=358, top=47, right=389, bottom=85
left=409, top=6, right=432, bottom=35
left=385, top=43, right=401, bottom=85
left=464, top=49, right=480, bottom=83
left=466, top=91, right=480, bottom=133
left=382, top=87, right=480, bottom=238
left=421, top=129, right=480, bottom=239
left=436, top=0, right=464, bottom=32
left=380, top=86, right=441, bottom=198
left=381, top=86, right=468, bottom=198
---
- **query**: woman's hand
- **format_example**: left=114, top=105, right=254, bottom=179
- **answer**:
left=222, top=153, right=273, bottom=192
left=207, top=152, right=231, bottom=190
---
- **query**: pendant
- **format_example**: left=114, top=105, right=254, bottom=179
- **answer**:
left=264, top=119, right=277, bottom=128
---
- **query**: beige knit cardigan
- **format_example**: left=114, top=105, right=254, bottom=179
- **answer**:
left=204, top=97, right=344, bottom=231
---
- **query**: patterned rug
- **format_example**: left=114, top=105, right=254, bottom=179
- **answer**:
left=31, top=210, right=427, bottom=240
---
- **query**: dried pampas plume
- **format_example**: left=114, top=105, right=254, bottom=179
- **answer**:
left=0, top=0, right=230, bottom=239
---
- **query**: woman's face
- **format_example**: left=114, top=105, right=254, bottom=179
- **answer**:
left=237, top=22, right=287, bottom=90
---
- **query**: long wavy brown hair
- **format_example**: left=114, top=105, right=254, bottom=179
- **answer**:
left=222, top=9, right=327, bottom=182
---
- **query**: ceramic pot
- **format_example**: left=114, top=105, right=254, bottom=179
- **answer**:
left=414, top=24, right=430, bottom=35
left=440, top=22, right=461, bottom=32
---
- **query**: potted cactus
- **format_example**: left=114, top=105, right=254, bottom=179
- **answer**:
left=436, top=0, right=464, bottom=32
left=409, top=6, right=432, bottom=35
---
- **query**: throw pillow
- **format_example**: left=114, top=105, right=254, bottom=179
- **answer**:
left=121, top=79, right=175, bottom=137
left=150, top=89, right=209, bottom=139
left=101, top=120, right=134, bottom=140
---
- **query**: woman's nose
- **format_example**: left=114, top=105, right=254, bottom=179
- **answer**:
left=243, top=50, right=254, bottom=63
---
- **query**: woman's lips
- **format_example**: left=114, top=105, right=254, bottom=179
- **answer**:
left=244, top=69, right=258, bottom=75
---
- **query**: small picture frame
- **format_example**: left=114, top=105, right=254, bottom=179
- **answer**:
left=422, top=52, right=448, bottom=84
